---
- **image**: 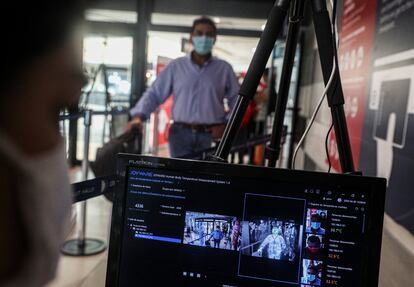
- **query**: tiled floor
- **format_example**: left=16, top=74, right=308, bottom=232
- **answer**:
left=47, top=166, right=112, bottom=287
left=47, top=196, right=111, bottom=287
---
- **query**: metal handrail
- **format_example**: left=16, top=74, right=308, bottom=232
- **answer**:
left=59, top=107, right=130, bottom=121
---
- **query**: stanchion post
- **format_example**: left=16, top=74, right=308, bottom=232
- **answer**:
left=78, top=110, right=91, bottom=247
left=61, top=110, right=106, bottom=256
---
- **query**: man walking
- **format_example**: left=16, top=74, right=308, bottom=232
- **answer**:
left=129, top=17, right=239, bottom=157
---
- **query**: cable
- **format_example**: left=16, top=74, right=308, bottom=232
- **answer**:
left=291, top=0, right=339, bottom=170
left=325, top=122, right=334, bottom=172
left=291, top=59, right=336, bottom=169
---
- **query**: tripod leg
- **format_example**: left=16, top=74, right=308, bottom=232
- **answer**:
left=311, top=0, right=355, bottom=173
left=265, top=0, right=305, bottom=167
left=213, top=0, right=290, bottom=161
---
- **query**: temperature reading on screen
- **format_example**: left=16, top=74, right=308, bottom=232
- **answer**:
left=326, top=279, right=339, bottom=285
left=118, top=165, right=377, bottom=287
left=328, top=254, right=341, bottom=260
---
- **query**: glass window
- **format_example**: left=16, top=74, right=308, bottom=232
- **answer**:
left=85, top=9, right=137, bottom=24
left=77, top=35, right=133, bottom=161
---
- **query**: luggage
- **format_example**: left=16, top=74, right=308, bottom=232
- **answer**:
left=91, top=128, right=142, bottom=202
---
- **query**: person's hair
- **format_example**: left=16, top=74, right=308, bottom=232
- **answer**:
left=191, top=17, right=217, bottom=35
left=307, top=235, right=321, bottom=244
left=0, top=1, right=87, bottom=92
left=311, top=214, right=320, bottom=221
left=307, top=265, right=317, bottom=273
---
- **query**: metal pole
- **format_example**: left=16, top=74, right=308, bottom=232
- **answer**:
left=68, top=105, right=79, bottom=166
left=311, top=0, right=355, bottom=173
left=78, top=110, right=92, bottom=246
left=265, top=0, right=305, bottom=167
left=61, top=110, right=106, bottom=256
left=130, top=0, right=152, bottom=107
left=266, top=48, right=277, bottom=117
left=213, top=0, right=290, bottom=161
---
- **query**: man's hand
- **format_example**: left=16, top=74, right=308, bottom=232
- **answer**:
left=207, top=124, right=226, bottom=140
left=127, top=116, right=143, bottom=131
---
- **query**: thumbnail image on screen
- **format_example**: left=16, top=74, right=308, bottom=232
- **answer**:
left=301, top=259, right=323, bottom=286
left=183, top=211, right=241, bottom=250
left=241, top=218, right=300, bottom=262
left=238, top=194, right=305, bottom=284
left=304, top=234, right=324, bottom=260
left=305, top=209, right=327, bottom=235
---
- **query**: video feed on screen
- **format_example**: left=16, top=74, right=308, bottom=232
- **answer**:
left=301, top=259, right=323, bottom=286
left=304, top=234, right=324, bottom=260
left=240, top=218, right=300, bottom=262
left=305, top=209, right=327, bottom=235
left=183, top=211, right=241, bottom=250
left=238, top=194, right=305, bottom=284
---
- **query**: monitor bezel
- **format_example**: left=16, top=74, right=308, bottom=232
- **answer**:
left=106, top=153, right=386, bottom=287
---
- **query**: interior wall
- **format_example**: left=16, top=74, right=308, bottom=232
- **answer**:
left=297, top=0, right=414, bottom=232
left=296, top=0, right=414, bottom=284
left=89, top=0, right=275, bottom=19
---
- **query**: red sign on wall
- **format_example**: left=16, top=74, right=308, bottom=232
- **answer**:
left=154, top=56, right=173, bottom=147
left=328, top=0, right=378, bottom=172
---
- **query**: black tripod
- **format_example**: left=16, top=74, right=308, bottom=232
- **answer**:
left=213, top=0, right=355, bottom=173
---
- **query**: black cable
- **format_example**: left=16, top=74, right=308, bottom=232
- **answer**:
left=326, top=0, right=337, bottom=174
left=325, top=122, right=334, bottom=173
left=292, top=0, right=340, bottom=170
left=293, top=0, right=339, bottom=173
left=331, top=0, right=339, bottom=90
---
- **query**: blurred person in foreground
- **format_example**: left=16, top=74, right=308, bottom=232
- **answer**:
left=128, top=17, right=239, bottom=157
left=0, top=2, right=86, bottom=286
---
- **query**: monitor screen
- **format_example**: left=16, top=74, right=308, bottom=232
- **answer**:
left=107, top=155, right=386, bottom=287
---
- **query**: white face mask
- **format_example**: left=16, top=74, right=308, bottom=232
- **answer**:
left=0, top=136, right=72, bottom=286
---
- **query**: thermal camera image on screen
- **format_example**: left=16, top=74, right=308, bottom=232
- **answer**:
left=305, top=209, right=327, bottom=235
left=238, top=194, right=305, bottom=284
left=183, top=212, right=241, bottom=250
left=301, top=259, right=323, bottom=286
left=304, top=234, right=324, bottom=260
left=240, top=218, right=299, bottom=262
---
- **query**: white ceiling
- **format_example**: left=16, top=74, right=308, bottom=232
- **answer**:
left=85, top=9, right=137, bottom=23
left=85, top=9, right=266, bottom=31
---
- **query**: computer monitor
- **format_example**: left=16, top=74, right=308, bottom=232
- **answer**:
left=106, top=154, right=386, bottom=287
